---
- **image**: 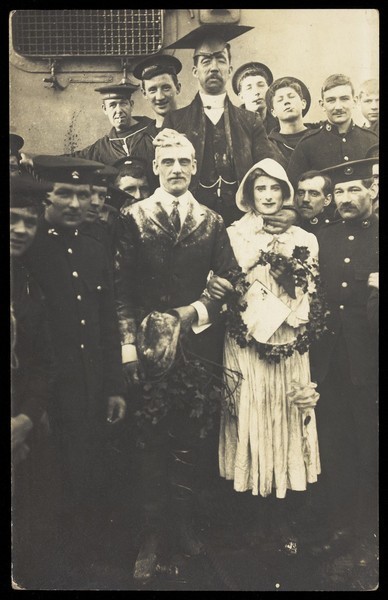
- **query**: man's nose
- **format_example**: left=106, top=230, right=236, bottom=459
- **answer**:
left=13, top=219, right=27, bottom=234
left=172, top=159, right=182, bottom=172
left=69, top=194, right=81, bottom=208
left=209, top=57, right=220, bottom=70
left=371, top=100, right=378, bottom=109
left=90, top=195, right=100, bottom=206
left=334, top=98, right=343, bottom=109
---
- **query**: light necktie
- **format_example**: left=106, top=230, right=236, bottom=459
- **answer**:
left=170, top=199, right=181, bottom=233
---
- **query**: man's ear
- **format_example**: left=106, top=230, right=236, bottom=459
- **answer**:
left=191, top=158, right=197, bottom=177
left=102, top=102, right=107, bottom=115
left=192, top=65, right=198, bottom=80
left=152, top=159, right=159, bottom=176
left=175, top=82, right=182, bottom=95
left=43, top=194, right=52, bottom=207
left=318, top=98, right=324, bottom=109
left=301, top=98, right=307, bottom=112
left=324, top=194, right=332, bottom=207
left=369, top=182, right=378, bottom=201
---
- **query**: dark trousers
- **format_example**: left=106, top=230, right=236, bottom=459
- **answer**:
left=314, top=336, right=378, bottom=538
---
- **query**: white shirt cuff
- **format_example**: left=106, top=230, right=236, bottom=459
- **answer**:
left=190, top=300, right=212, bottom=334
left=121, top=343, right=138, bottom=364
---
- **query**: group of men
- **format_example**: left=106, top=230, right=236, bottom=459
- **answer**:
left=11, top=22, right=378, bottom=589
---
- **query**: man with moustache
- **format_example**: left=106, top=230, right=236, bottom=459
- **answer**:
left=159, top=24, right=283, bottom=226
left=287, top=74, right=378, bottom=187
left=295, top=170, right=337, bottom=233
left=309, top=158, right=378, bottom=568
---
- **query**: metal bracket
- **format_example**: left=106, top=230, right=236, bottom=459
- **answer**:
left=43, top=59, right=66, bottom=90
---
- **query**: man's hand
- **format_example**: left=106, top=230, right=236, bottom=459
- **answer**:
left=107, top=395, right=127, bottom=424
left=11, top=414, right=33, bottom=450
left=173, top=305, right=197, bottom=334
left=123, top=361, right=141, bottom=386
left=152, top=128, right=182, bottom=147
left=368, top=272, right=379, bottom=290
left=263, top=208, right=297, bottom=234
left=207, top=276, right=234, bottom=300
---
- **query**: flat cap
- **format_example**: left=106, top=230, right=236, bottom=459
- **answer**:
left=10, top=133, right=24, bottom=155
left=33, top=156, right=106, bottom=184
left=113, top=156, right=148, bottom=171
left=266, top=76, right=311, bottom=117
left=133, top=54, right=182, bottom=81
left=232, top=62, right=273, bottom=95
left=320, top=158, right=379, bottom=186
left=94, top=82, right=139, bottom=100
left=10, top=173, right=53, bottom=208
left=165, top=24, right=253, bottom=57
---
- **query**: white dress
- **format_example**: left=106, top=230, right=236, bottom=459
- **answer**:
left=219, top=212, right=321, bottom=498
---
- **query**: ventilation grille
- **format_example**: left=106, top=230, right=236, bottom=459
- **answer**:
left=12, top=9, right=163, bottom=57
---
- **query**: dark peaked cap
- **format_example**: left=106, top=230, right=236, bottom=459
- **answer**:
left=320, top=158, right=378, bottom=186
left=33, top=156, right=107, bottom=184
left=10, top=133, right=24, bottom=154
left=90, top=165, right=118, bottom=186
left=94, top=82, right=139, bottom=100
left=133, top=54, right=182, bottom=80
left=165, top=24, right=253, bottom=56
left=10, top=173, right=53, bottom=208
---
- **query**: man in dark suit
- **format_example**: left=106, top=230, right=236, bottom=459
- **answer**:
left=114, top=133, right=238, bottom=583
left=159, top=24, right=284, bottom=227
left=287, top=74, right=379, bottom=187
left=24, top=156, right=126, bottom=572
left=309, top=158, right=378, bottom=567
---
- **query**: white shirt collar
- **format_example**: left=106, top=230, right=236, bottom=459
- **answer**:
left=199, top=92, right=226, bottom=125
left=153, top=187, right=193, bottom=222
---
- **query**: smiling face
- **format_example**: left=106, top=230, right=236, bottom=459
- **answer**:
left=333, top=179, right=377, bottom=220
left=153, top=144, right=197, bottom=197
left=142, top=73, right=181, bottom=118
left=192, top=43, right=232, bottom=95
left=102, top=97, right=133, bottom=132
left=253, top=174, right=284, bottom=215
left=238, top=74, right=269, bottom=112
left=10, top=207, right=39, bottom=257
left=319, top=84, right=355, bottom=127
left=45, top=183, right=92, bottom=228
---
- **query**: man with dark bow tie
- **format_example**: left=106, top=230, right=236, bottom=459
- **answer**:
left=114, top=133, right=238, bottom=583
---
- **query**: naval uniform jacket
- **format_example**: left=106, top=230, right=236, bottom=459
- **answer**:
left=72, top=117, right=153, bottom=166
left=162, top=93, right=284, bottom=195
left=311, top=214, right=378, bottom=386
left=25, top=220, right=125, bottom=424
left=114, top=190, right=238, bottom=363
left=287, top=120, right=379, bottom=187
left=11, top=259, right=54, bottom=425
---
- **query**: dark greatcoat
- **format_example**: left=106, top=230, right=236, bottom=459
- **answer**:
left=287, top=120, right=379, bottom=187
left=162, top=93, right=285, bottom=195
left=24, top=220, right=125, bottom=514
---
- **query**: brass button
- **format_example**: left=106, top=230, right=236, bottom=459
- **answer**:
left=80, top=344, right=85, bottom=349
left=72, top=271, right=78, bottom=278
left=77, top=295, right=82, bottom=301
left=97, top=285, right=102, bottom=291
left=344, top=156, right=349, bottom=161
left=81, top=319, right=86, bottom=325
left=341, top=282, right=348, bottom=288
left=348, top=235, right=355, bottom=241
left=344, top=258, right=350, bottom=263
left=339, top=305, right=344, bottom=310
left=342, top=138, right=346, bottom=142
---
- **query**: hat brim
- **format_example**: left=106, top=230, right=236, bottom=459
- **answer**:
left=133, top=54, right=182, bottom=80
left=165, top=24, right=253, bottom=50
left=232, top=62, right=273, bottom=95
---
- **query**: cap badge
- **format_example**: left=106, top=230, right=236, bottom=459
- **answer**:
left=71, top=171, right=80, bottom=180
left=344, top=166, right=354, bottom=175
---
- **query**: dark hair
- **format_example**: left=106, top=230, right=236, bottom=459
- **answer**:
left=266, top=77, right=304, bottom=110
left=193, top=43, right=231, bottom=66
left=238, top=68, right=270, bottom=92
left=321, top=74, right=354, bottom=98
left=298, top=170, right=332, bottom=196
left=115, top=163, right=148, bottom=183
left=141, top=71, right=180, bottom=90
left=243, top=167, right=289, bottom=206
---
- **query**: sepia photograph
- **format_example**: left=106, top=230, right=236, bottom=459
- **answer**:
left=9, top=8, right=379, bottom=591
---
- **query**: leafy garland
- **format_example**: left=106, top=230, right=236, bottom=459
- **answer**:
left=134, top=345, right=242, bottom=438
left=225, top=246, right=330, bottom=363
